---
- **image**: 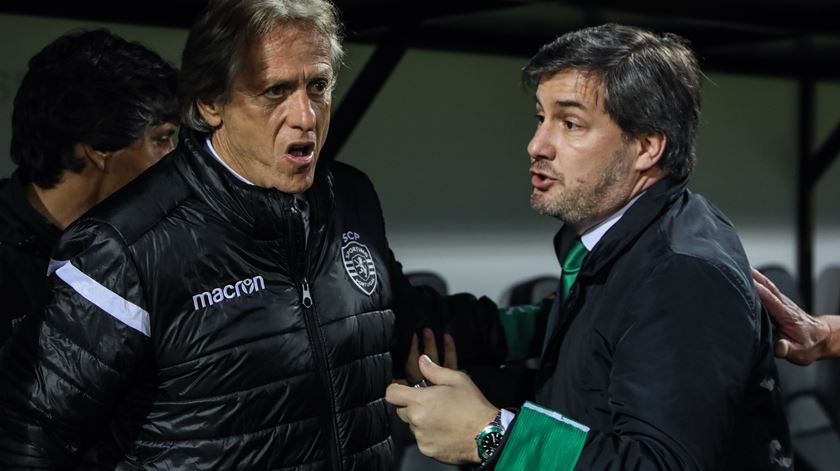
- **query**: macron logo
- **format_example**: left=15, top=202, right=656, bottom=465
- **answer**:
left=192, top=275, right=266, bottom=310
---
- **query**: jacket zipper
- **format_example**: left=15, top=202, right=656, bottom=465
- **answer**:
left=293, top=193, right=342, bottom=470
left=299, top=277, right=343, bottom=470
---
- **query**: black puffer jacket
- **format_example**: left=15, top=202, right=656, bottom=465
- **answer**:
left=0, top=130, right=489, bottom=470
left=0, top=171, right=61, bottom=344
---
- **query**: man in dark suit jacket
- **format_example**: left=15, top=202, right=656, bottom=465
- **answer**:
left=387, top=23, right=792, bottom=470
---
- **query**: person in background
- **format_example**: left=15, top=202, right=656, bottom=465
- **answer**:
left=0, top=29, right=178, bottom=344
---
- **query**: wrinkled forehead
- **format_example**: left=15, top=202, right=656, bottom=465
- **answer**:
left=247, top=22, right=333, bottom=65
left=236, top=23, right=333, bottom=80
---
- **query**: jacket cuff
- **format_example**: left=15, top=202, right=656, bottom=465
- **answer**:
left=493, top=401, right=589, bottom=470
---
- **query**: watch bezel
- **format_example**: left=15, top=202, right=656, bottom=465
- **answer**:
left=476, top=425, right=504, bottom=461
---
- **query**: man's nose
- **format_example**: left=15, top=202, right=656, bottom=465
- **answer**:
left=288, top=90, right=316, bottom=131
left=528, top=125, right=555, bottom=161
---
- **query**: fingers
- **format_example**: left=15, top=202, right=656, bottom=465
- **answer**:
left=412, top=329, right=457, bottom=381
left=776, top=339, right=816, bottom=366
left=418, top=354, right=466, bottom=387
left=423, top=328, right=439, bottom=364
left=776, top=339, right=814, bottom=366
left=755, top=282, right=781, bottom=309
left=409, top=332, right=419, bottom=360
left=751, top=268, right=783, bottom=300
left=443, top=333, right=458, bottom=370
left=394, top=404, right=410, bottom=424
left=751, top=268, right=772, bottom=290
left=386, top=382, right=419, bottom=407
left=755, top=282, right=791, bottom=322
left=404, top=333, right=422, bottom=385
left=751, top=267, right=769, bottom=286
left=774, top=339, right=791, bottom=359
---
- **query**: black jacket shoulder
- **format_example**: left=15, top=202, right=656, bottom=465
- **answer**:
left=654, top=188, right=757, bottom=312
left=80, top=155, right=192, bottom=247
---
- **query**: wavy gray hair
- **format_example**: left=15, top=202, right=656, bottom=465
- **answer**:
left=180, top=0, right=344, bottom=132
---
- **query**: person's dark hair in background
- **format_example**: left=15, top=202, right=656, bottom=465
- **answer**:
left=11, top=29, right=179, bottom=189
left=522, top=24, right=701, bottom=181
left=0, top=29, right=178, bottom=343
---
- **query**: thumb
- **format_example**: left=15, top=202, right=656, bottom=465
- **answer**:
left=774, top=339, right=791, bottom=359
left=418, top=354, right=461, bottom=386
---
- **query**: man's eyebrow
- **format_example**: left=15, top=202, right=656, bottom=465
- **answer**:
left=554, top=99, right=587, bottom=110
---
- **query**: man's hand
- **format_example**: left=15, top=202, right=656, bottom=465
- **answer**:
left=403, top=328, right=458, bottom=386
left=752, top=268, right=831, bottom=365
left=386, top=354, right=498, bottom=464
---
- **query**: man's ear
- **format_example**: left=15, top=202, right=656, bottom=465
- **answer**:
left=78, top=143, right=109, bottom=171
left=633, top=132, right=666, bottom=172
left=196, top=99, right=223, bottom=128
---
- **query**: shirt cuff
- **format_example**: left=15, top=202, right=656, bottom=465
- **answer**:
left=500, top=408, right=515, bottom=432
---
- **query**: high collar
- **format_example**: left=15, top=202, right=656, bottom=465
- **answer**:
left=0, top=171, right=61, bottom=255
left=553, top=177, right=688, bottom=278
left=173, top=128, right=334, bottom=242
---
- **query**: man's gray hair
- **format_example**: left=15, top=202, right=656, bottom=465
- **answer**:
left=180, top=0, right=344, bottom=132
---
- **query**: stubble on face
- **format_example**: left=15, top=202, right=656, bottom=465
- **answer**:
left=530, top=142, right=631, bottom=225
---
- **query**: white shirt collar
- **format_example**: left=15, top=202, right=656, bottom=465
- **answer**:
left=579, top=192, right=644, bottom=252
left=204, top=136, right=311, bottom=240
left=205, top=136, right=254, bottom=186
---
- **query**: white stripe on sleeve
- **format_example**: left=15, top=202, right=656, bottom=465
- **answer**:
left=54, top=261, right=151, bottom=337
left=522, top=401, right=590, bottom=432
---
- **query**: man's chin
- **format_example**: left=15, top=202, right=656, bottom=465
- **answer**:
left=530, top=192, right=556, bottom=217
left=273, top=176, right=314, bottom=194
left=531, top=196, right=578, bottom=223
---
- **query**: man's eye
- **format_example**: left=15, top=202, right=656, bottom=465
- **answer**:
left=310, top=79, right=329, bottom=95
left=265, top=86, right=287, bottom=98
left=156, top=137, right=174, bottom=149
left=154, top=130, right=176, bottom=146
left=564, top=120, right=580, bottom=130
left=535, top=114, right=544, bottom=125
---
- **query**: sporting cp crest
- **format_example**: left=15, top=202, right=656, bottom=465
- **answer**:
left=341, top=233, right=377, bottom=296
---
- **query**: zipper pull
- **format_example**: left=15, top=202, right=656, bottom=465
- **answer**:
left=301, top=277, right=313, bottom=308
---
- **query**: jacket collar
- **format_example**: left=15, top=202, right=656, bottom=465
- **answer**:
left=553, top=177, right=688, bottom=278
left=0, top=171, right=61, bottom=255
left=174, top=128, right=335, bottom=242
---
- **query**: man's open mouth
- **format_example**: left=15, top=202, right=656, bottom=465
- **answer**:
left=287, top=143, right=315, bottom=157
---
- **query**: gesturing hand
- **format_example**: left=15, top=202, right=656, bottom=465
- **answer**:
left=386, top=354, right=498, bottom=465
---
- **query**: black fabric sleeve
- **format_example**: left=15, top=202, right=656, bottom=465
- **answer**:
left=0, top=221, right=150, bottom=468
left=387, top=250, right=508, bottom=378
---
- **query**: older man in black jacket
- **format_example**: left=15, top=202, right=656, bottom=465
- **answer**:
left=0, top=1, right=503, bottom=469
left=387, top=24, right=792, bottom=470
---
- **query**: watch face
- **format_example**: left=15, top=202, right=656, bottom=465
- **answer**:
left=479, top=430, right=503, bottom=460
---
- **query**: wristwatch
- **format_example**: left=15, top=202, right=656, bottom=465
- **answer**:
left=475, top=411, right=505, bottom=463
